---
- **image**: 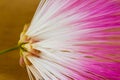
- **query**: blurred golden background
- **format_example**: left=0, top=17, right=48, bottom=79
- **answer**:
left=0, top=0, right=39, bottom=80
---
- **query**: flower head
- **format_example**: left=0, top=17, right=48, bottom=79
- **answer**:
left=19, top=0, right=120, bottom=80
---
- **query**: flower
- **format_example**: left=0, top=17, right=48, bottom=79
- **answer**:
left=19, top=0, right=120, bottom=80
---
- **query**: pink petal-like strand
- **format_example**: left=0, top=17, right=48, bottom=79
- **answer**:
left=19, top=0, right=120, bottom=80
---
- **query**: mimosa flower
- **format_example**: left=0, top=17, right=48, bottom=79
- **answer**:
left=18, top=0, right=120, bottom=80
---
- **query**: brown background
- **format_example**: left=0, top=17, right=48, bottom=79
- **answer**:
left=0, top=0, right=39, bottom=80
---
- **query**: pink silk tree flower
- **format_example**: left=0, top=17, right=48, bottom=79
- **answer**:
left=18, top=0, right=120, bottom=80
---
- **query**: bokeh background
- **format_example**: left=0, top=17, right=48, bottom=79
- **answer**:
left=0, top=0, right=40, bottom=80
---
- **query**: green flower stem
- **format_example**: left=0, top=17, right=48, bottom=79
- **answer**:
left=0, top=46, right=19, bottom=55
